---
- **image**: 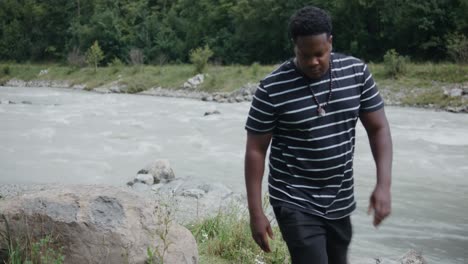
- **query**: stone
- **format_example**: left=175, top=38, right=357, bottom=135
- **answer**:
left=135, top=173, right=154, bottom=185
left=399, top=250, right=427, bottom=264
left=38, top=69, right=49, bottom=76
left=183, top=74, right=204, bottom=89
left=235, top=96, right=244, bottom=102
left=0, top=185, right=198, bottom=264
left=21, top=100, right=32, bottom=104
left=204, top=110, right=221, bottom=116
left=443, top=87, right=463, bottom=97
left=142, top=159, right=175, bottom=184
left=181, top=188, right=205, bottom=199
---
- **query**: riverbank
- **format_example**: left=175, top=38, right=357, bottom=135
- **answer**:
left=0, top=62, right=467, bottom=113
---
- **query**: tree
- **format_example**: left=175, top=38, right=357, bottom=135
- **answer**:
left=86, top=40, right=104, bottom=72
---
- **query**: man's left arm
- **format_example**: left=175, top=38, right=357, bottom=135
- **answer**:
left=360, top=108, right=393, bottom=227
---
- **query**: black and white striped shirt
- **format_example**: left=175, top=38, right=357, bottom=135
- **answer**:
left=245, top=53, right=384, bottom=219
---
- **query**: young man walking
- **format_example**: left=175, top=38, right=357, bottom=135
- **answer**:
left=244, top=6, right=393, bottom=264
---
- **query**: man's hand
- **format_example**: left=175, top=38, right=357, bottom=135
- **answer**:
left=368, top=185, right=391, bottom=227
left=250, top=212, right=274, bottom=252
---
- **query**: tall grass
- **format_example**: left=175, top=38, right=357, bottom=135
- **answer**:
left=0, top=215, right=65, bottom=264
left=188, top=200, right=289, bottom=264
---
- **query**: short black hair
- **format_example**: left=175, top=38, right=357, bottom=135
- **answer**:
left=288, top=6, right=332, bottom=41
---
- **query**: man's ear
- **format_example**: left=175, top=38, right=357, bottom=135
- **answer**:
left=328, top=35, right=333, bottom=51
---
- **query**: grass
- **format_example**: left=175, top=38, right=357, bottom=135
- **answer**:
left=0, top=215, right=65, bottom=264
left=0, top=61, right=467, bottom=109
left=187, top=195, right=290, bottom=264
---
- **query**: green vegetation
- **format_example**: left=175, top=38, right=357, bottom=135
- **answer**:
left=85, top=41, right=104, bottom=73
left=383, top=49, right=409, bottom=78
left=0, top=216, right=64, bottom=264
left=0, top=62, right=466, bottom=110
left=188, top=205, right=289, bottom=264
left=190, top=45, right=214, bottom=74
left=0, top=0, right=466, bottom=64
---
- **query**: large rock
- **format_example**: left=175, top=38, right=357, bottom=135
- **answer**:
left=138, top=159, right=176, bottom=184
left=0, top=185, right=198, bottom=264
left=183, top=74, right=204, bottom=89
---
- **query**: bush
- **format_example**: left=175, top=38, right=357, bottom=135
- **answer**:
left=67, top=47, right=86, bottom=68
left=129, top=48, right=144, bottom=66
left=446, top=33, right=468, bottom=64
left=189, top=45, right=214, bottom=74
left=86, top=41, right=104, bottom=73
left=2, top=66, right=11, bottom=76
left=383, top=49, right=409, bottom=78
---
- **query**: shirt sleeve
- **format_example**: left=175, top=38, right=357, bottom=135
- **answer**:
left=245, top=82, right=277, bottom=134
left=359, top=64, right=384, bottom=113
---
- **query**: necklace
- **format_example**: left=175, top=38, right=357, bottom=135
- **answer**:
left=308, top=60, right=333, bottom=117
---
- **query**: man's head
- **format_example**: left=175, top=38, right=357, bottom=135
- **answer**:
left=289, top=6, right=333, bottom=79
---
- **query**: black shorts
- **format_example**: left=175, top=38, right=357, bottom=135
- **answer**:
left=273, top=206, right=352, bottom=264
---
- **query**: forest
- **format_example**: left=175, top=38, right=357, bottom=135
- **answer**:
left=0, top=0, right=467, bottom=64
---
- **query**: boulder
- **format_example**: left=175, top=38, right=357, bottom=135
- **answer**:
left=183, top=74, right=204, bottom=89
left=140, top=159, right=175, bottom=184
left=0, top=185, right=198, bottom=264
left=399, top=250, right=427, bottom=264
left=443, top=87, right=463, bottom=97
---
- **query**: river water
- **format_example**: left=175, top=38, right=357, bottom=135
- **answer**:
left=1, top=86, right=467, bottom=263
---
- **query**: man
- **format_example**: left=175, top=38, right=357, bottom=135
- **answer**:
left=244, top=6, right=392, bottom=264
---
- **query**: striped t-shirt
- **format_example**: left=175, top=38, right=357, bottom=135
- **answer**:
left=245, top=52, right=384, bottom=219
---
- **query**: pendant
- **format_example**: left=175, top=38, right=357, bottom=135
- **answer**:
left=317, top=107, right=326, bottom=117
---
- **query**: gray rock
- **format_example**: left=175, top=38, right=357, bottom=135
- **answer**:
left=181, top=188, right=205, bottom=199
left=132, top=182, right=151, bottom=192
left=93, top=87, right=111, bottom=94
left=135, top=173, right=154, bottom=185
left=399, top=250, right=427, bottom=264
left=0, top=100, right=14, bottom=104
left=21, top=100, right=32, bottom=104
left=142, top=159, right=175, bottom=184
left=204, top=110, right=221, bottom=116
left=235, top=96, right=244, bottom=102
left=201, top=95, right=213, bottom=101
left=443, top=87, right=463, bottom=97
left=0, top=185, right=198, bottom=264
left=183, top=74, right=204, bottom=89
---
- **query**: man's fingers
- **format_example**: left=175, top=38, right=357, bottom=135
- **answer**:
left=267, top=225, right=274, bottom=240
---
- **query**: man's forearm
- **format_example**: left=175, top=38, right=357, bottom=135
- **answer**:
left=245, top=150, right=267, bottom=217
left=368, top=126, right=393, bottom=188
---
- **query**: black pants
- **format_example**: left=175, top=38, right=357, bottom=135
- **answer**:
left=273, top=206, right=352, bottom=264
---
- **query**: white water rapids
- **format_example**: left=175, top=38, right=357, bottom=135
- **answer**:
left=1, top=86, right=467, bottom=263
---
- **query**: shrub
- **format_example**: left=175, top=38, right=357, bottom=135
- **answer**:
left=67, top=47, right=86, bottom=68
left=383, top=49, right=409, bottom=78
left=189, top=45, right=214, bottom=74
left=129, top=48, right=144, bottom=66
left=446, top=33, right=468, bottom=64
left=2, top=66, right=11, bottom=76
left=251, top=62, right=260, bottom=77
left=86, top=41, right=104, bottom=73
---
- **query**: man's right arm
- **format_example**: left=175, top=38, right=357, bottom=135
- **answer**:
left=245, top=131, right=274, bottom=252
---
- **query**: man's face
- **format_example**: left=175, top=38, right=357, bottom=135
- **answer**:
left=294, top=33, right=333, bottom=79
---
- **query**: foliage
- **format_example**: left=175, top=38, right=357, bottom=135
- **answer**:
left=189, top=45, right=214, bottom=74
left=129, top=48, right=145, bottom=66
left=188, top=204, right=289, bottom=264
left=0, top=0, right=466, bottom=64
left=446, top=33, right=468, bottom=64
left=67, top=47, right=86, bottom=68
left=85, top=41, right=104, bottom=73
left=0, top=215, right=65, bottom=264
left=383, top=49, right=409, bottom=78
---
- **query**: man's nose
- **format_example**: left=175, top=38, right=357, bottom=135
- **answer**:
left=307, top=57, right=319, bottom=67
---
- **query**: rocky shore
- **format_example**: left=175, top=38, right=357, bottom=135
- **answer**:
left=0, top=159, right=430, bottom=264
left=3, top=77, right=468, bottom=113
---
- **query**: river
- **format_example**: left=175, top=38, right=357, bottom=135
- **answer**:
left=1, top=86, right=467, bottom=263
